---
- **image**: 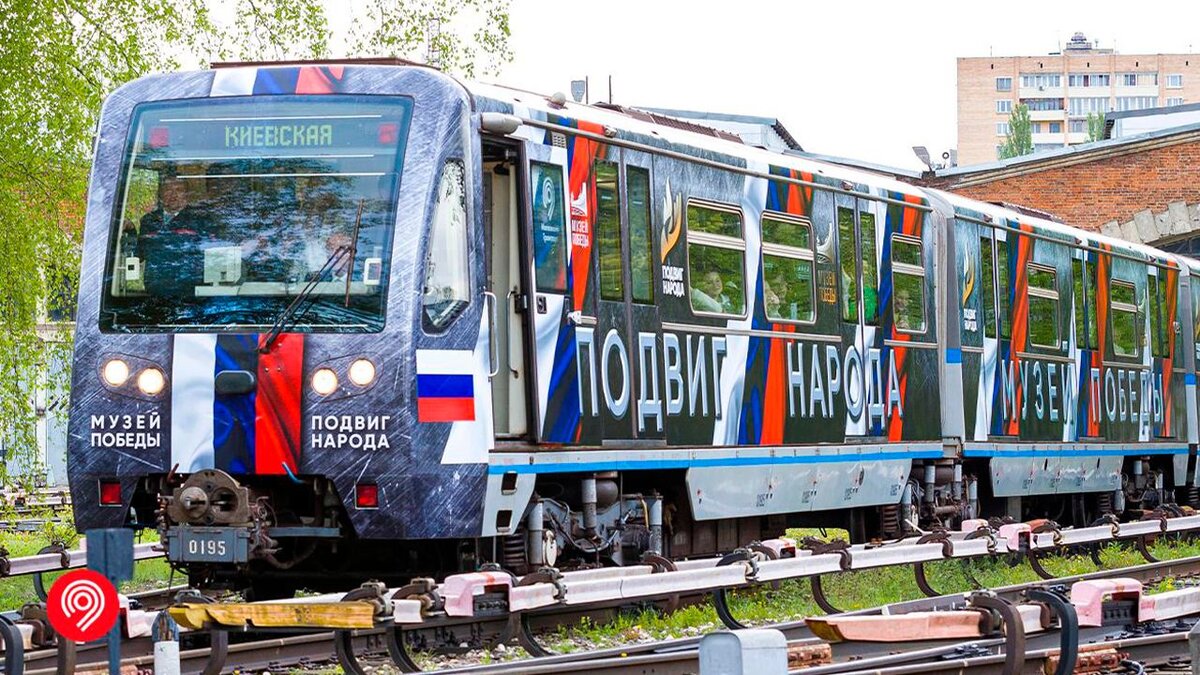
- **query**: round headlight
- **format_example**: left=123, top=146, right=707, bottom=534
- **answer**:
left=137, top=367, right=166, bottom=395
left=311, top=368, right=338, bottom=395
left=348, top=359, right=376, bottom=387
left=102, top=359, right=130, bottom=387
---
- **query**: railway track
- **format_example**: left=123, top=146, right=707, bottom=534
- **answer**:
left=10, top=512, right=1200, bottom=674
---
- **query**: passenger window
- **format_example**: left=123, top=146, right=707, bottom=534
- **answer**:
left=1111, top=280, right=1139, bottom=357
left=838, top=207, right=857, bottom=322
left=891, top=236, right=926, bottom=333
left=691, top=200, right=744, bottom=314
left=595, top=161, right=622, bottom=301
left=980, top=236, right=996, bottom=338
left=423, top=160, right=470, bottom=331
left=762, top=214, right=816, bottom=323
left=687, top=202, right=745, bottom=316
left=1027, top=264, right=1059, bottom=349
left=1085, top=260, right=1099, bottom=348
left=530, top=162, right=567, bottom=292
left=627, top=166, right=654, bottom=304
left=1072, top=259, right=1086, bottom=348
left=860, top=211, right=878, bottom=325
left=997, top=238, right=1012, bottom=339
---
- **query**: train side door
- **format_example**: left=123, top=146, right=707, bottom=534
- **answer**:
left=590, top=147, right=636, bottom=439
left=834, top=194, right=877, bottom=437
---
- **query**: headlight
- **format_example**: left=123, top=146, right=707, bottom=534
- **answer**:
left=102, top=359, right=130, bottom=387
left=311, top=368, right=338, bottom=395
left=137, top=367, right=166, bottom=395
left=348, top=359, right=376, bottom=387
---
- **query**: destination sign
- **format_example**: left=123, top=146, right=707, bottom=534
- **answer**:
left=224, top=123, right=334, bottom=149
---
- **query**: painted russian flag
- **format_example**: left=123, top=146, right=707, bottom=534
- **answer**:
left=171, top=334, right=304, bottom=475
left=416, top=350, right=476, bottom=423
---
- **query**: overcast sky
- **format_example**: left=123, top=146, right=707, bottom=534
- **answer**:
left=491, top=0, right=1200, bottom=170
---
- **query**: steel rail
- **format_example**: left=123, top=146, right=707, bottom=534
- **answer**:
left=20, top=549, right=1200, bottom=675
left=0, top=541, right=161, bottom=579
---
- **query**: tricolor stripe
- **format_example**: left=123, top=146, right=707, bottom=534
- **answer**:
left=416, top=350, right=476, bottom=423
left=170, top=334, right=304, bottom=475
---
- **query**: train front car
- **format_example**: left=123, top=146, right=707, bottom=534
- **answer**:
left=68, top=64, right=490, bottom=592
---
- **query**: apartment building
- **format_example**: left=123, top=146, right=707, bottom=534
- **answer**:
left=957, top=32, right=1200, bottom=165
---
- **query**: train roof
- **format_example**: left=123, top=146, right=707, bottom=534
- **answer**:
left=465, top=77, right=1199, bottom=273
left=128, top=62, right=1200, bottom=276
left=465, top=80, right=930, bottom=204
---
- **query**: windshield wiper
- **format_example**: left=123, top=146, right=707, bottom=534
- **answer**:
left=258, top=245, right=351, bottom=354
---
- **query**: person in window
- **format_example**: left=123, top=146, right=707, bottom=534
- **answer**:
left=692, top=270, right=733, bottom=313
left=764, top=279, right=783, bottom=318
left=137, top=173, right=193, bottom=259
left=140, top=172, right=214, bottom=296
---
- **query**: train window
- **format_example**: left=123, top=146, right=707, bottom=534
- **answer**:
left=423, top=160, right=470, bottom=331
left=1027, top=264, right=1059, bottom=349
left=837, top=207, right=858, bottom=322
left=762, top=213, right=816, bottom=324
left=859, top=211, right=878, bottom=325
left=1111, top=280, right=1139, bottom=357
left=1085, top=260, right=1099, bottom=348
left=627, top=166, right=654, bottom=304
left=997, top=238, right=1012, bottom=339
left=531, top=162, right=568, bottom=292
left=687, top=202, right=745, bottom=316
left=1072, top=259, right=1087, bottom=348
left=980, top=236, right=996, bottom=338
left=890, top=236, right=926, bottom=333
left=595, top=161, right=622, bottom=301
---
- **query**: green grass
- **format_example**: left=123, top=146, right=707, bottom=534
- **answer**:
left=0, top=523, right=173, bottom=611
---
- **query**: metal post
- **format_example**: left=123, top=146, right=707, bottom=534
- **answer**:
left=153, top=611, right=181, bottom=675
left=699, top=629, right=787, bottom=675
left=86, top=529, right=134, bottom=675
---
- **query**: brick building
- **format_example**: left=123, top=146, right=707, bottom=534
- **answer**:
left=806, top=121, right=1200, bottom=253
left=958, top=32, right=1200, bottom=165
left=926, top=122, right=1200, bottom=252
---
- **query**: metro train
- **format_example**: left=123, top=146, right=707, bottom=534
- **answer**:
left=67, top=59, right=1200, bottom=596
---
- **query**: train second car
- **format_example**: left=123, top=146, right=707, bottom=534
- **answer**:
left=67, top=61, right=1200, bottom=594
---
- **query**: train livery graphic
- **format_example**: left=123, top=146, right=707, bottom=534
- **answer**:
left=68, top=62, right=1200, bottom=593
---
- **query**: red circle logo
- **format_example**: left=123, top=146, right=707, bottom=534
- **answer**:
left=46, top=569, right=121, bottom=642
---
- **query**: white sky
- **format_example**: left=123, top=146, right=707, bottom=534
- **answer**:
left=492, top=0, right=1200, bottom=170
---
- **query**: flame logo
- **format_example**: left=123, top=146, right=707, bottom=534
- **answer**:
left=961, top=248, right=975, bottom=308
left=660, top=179, right=682, bottom=262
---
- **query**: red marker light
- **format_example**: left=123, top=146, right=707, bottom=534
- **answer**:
left=148, top=126, right=169, bottom=149
left=378, top=122, right=398, bottom=144
left=355, top=483, right=379, bottom=509
left=98, top=480, right=122, bottom=506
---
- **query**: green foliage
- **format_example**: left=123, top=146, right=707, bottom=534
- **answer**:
left=1086, top=112, right=1106, bottom=142
left=0, top=1, right=511, bottom=486
left=998, top=103, right=1033, bottom=159
left=350, top=0, right=513, bottom=77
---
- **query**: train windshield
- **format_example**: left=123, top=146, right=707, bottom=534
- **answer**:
left=100, top=94, right=412, bottom=333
